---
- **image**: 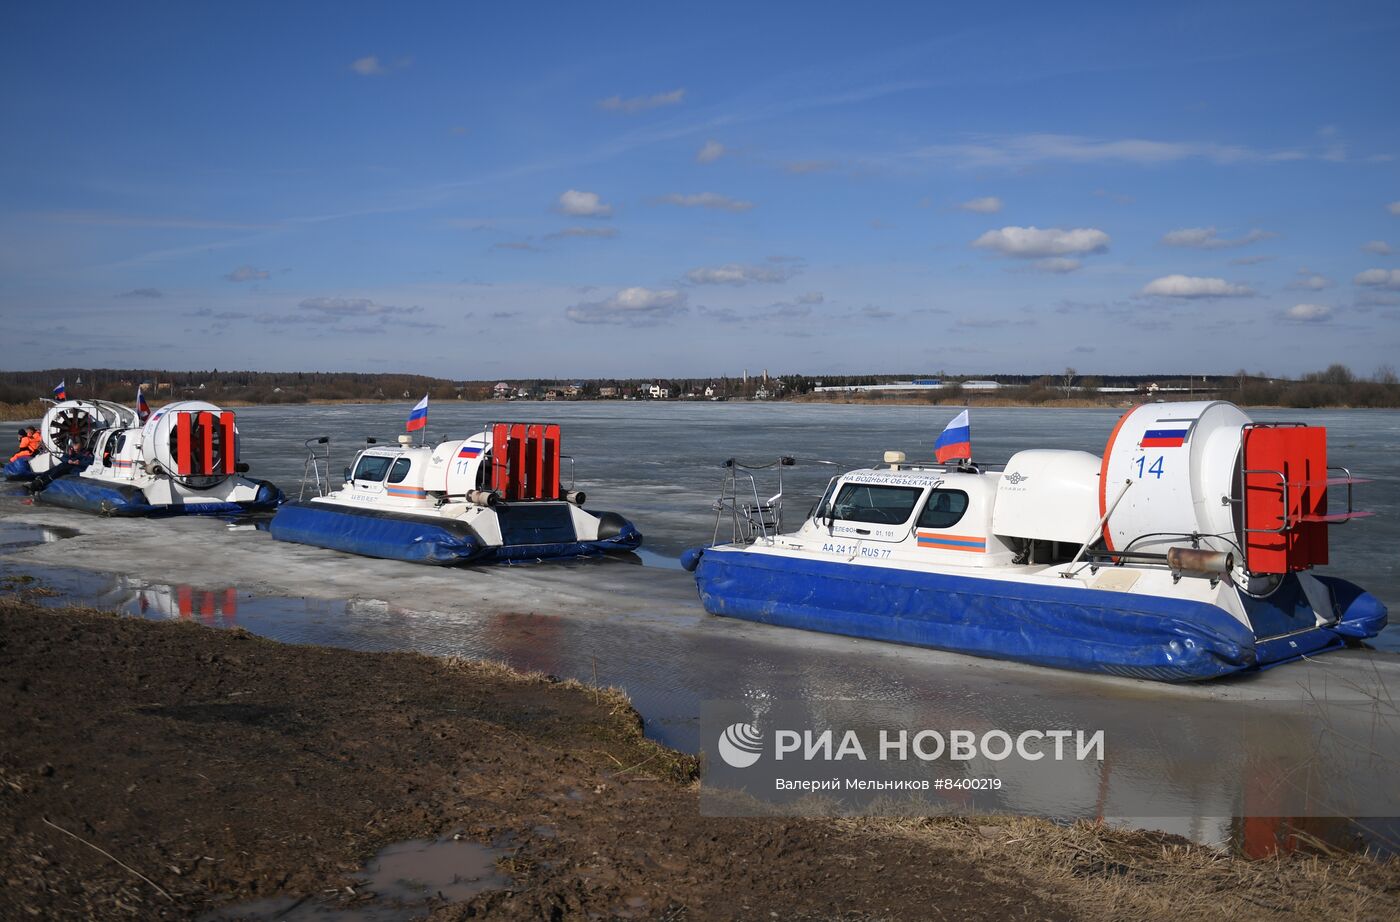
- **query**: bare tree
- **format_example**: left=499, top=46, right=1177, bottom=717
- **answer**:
left=1061, top=367, right=1077, bottom=395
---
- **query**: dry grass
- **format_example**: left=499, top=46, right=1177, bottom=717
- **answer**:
left=0, top=400, right=48, bottom=423
left=442, top=654, right=634, bottom=712
left=848, top=815, right=1400, bottom=921
left=440, top=653, right=699, bottom=784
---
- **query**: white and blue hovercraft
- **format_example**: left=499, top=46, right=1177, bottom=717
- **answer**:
left=682, top=401, right=1386, bottom=682
left=269, top=421, right=642, bottom=565
left=5, top=398, right=137, bottom=481
left=30, top=400, right=284, bottom=516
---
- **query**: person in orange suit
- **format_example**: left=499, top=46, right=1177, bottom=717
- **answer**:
left=8, top=427, right=40, bottom=462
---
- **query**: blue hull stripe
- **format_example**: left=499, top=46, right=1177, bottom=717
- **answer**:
left=269, top=501, right=642, bottom=567
left=3, top=457, right=34, bottom=480
left=36, top=476, right=283, bottom=517
left=691, top=549, right=1386, bottom=682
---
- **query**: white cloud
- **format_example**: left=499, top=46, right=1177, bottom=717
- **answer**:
left=1355, top=268, right=1400, bottom=290
left=1284, top=303, right=1333, bottom=323
left=1034, top=257, right=1082, bottom=273
left=225, top=265, right=270, bottom=282
left=350, top=55, right=386, bottom=76
left=1288, top=271, right=1331, bottom=291
left=907, top=133, right=1296, bottom=169
left=1362, top=240, right=1392, bottom=255
left=555, top=190, right=613, bottom=218
left=1160, top=227, right=1276, bottom=249
left=546, top=226, right=619, bottom=239
left=1141, top=275, right=1255, bottom=298
left=350, top=54, right=408, bottom=75
left=956, top=196, right=1002, bottom=214
left=696, top=140, right=726, bottom=164
left=657, top=192, right=754, bottom=213
left=1389, top=201, right=1400, bottom=216
left=972, top=226, right=1110, bottom=259
left=299, top=297, right=421, bottom=317
left=597, top=88, right=685, bottom=114
left=685, top=263, right=795, bottom=286
left=566, top=287, right=687, bottom=325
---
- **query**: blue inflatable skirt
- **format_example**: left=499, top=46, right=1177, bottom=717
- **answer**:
left=687, top=547, right=1386, bottom=682
left=36, top=476, right=283, bottom=517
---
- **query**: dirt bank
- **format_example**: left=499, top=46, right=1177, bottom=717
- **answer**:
left=2, top=600, right=1397, bottom=921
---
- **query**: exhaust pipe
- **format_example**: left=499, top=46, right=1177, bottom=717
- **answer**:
left=1167, top=547, right=1234, bottom=578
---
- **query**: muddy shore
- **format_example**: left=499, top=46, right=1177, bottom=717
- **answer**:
left=3, top=598, right=1399, bottom=921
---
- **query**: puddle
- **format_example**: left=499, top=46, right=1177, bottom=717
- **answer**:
left=200, top=837, right=509, bottom=921
left=0, top=521, right=78, bottom=552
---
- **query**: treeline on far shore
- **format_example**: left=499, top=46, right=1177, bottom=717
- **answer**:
left=820, top=365, right=1400, bottom=409
left=0, top=364, right=1398, bottom=414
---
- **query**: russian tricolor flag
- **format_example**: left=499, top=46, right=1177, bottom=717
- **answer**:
left=1141, top=428, right=1188, bottom=448
left=406, top=394, right=429, bottom=432
left=137, top=387, right=150, bottom=423
left=52, top=380, right=66, bottom=401
left=934, top=409, right=971, bottom=463
left=458, top=443, right=481, bottom=458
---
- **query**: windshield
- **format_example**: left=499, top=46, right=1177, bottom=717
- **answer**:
left=352, top=454, right=394, bottom=482
left=825, top=483, right=924, bottom=525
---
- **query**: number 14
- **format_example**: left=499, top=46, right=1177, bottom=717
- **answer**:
left=1135, top=455, right=1165, bottom=479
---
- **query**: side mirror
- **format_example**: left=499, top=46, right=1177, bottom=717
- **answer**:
left=344, top=466, right=352, bottom=481
left=235, top=462, right=250, bottom=473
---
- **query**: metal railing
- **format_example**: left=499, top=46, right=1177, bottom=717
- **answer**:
left=297, top=437, right=331, bottom=500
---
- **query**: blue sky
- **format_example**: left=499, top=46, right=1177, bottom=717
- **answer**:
left=2, top=1, right=1398, bottom=379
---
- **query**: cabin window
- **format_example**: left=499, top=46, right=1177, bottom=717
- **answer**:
left=827, top=483, right=923, bottom=525
left=101, top=432, right=127, bottom=468
left=386, top=457, right=413, bottom=484
left=917, top=489, right=970, bottom=529
left=351, top=455, right=394, bottom=483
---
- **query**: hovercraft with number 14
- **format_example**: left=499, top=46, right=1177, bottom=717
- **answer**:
left=682, top=402, right=1385, bottom=682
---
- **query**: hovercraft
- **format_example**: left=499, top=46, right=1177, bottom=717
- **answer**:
left=31, top=400, right=283, bottom=516
left=269, top=421, right=642, bottom=565
left=682, top=401, right=1386, bottom=682
left=4, top=399, right=138, bottom=481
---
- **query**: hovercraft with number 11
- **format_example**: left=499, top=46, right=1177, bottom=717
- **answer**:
left=682, top=402, right=1385, bottom=682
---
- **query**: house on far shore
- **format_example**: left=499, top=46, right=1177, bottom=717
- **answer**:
left=599, top=386, right=619, bottom=398
left=492, top=382, right=512, bottom=398
left=648, top=383, right=671, bottom=399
